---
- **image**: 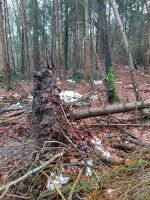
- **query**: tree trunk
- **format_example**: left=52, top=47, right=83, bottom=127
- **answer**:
left=33, top=0, right=40, bottom=71
left=20, top=0, right=31, bottom=79
left=64, top=0, right=69, bottom=77
left=4, top=0, right=16, bottom=71
left=72, top=0, right=77, bottom=72
left=144, top=0, right=150, bottom=75
left=98, top=0, right=118, bottom=103
left=72, top=100, right=150, bottom=120
left=0, top=0, right=10, bottom=85
left=84, top=0, right=94, bottom=89
left=110, top=0, right=140, bottom=101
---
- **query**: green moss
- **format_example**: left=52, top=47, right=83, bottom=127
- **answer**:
left=108, top=67, right=115, bottom=91
left=107, top=67, right=121, bottom=103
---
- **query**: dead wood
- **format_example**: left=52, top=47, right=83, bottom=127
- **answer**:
left=72, top=100, right=150, bottom=120
left=31, top=69, right=68, bottom=146
left=112, top=143, right=136, bottom=152
left=3, top=109, right=26, bottom=118
left=0, top=107, right=25, bottom=114
left=85, top=123, right=150, bottom=127
left=96, top=150, right=125, bottom=165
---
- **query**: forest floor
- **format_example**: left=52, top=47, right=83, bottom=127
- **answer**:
left=0, top=65, right=150, bottom=200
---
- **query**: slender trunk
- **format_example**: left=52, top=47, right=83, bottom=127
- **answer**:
left=33, top=0, right=40, bottom=71
left=72, top=0, right=77, bottom=72
left=84, top=0, right=94, bottom=88
left=20, top=0, right=31, bottom=79
left=64, top=0, right=69, bottom=77
left=144, top=0, right=150, bottom=74
left=110, top=0, right=141, bottom=101
left=4, top=0, right=15, bottom=70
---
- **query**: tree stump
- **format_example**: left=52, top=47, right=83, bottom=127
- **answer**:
left=31, top=69, right=67, bottom=146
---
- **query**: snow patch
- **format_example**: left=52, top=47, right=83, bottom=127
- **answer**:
left=28, top=94, right=33, bottom=100
left=59, top=91, right=82, bottom=103
left=91, top=136, right=111, bottom=159
left=86, top=160, right=93, bottom=176
left=90, top=95, right=98, bottom=101
left=94, top=80, right=103, bottom=85
left=9, top=103, right=23, bottom=108
left=66, top=79, right=76, bottom=84
left=47, top=173, right=70, bottom=190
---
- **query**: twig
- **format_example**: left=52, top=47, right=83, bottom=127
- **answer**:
left=68, top=168, right=84, bottom=200
left=0, top=152, right=63, bottom=199
left=16, top=81, right=31, bottom=95
left=85, top=123, right=150, bottom=127
left=2, top=110, right=26, bottom=118
left=0, top=107, right=26, bottom=114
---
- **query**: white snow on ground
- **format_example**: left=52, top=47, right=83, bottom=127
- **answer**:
left=86, top=160, right=93, bottom=176
left=91, top=136, right=111, bottom=159
left=90, top=95, right=98, bottom=101
left=94, top=80, right=103, bottom=85
left=59, top=90, right=82, bottom=103
left=9, top=103, right=23, bottom=108
left=47, top=173, right=70, bottom=190
left=66, top=79, right=76, bottom=84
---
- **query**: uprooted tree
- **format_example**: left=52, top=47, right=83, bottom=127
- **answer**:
left=31, top=69, right=68, bottom=146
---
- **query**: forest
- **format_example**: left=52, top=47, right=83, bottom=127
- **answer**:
left=0, top=0, right=150, bottom=199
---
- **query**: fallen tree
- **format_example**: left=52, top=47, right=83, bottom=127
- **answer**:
left=72, top=100, right=150, bottom=120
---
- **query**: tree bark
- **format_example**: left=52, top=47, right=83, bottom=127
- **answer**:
left=31, top=69, right=68, bottom=146
left=84, top=0, right=94, bottom=89
left=144, top=0, right=150, bottom=74
left=20, top=0, right=31, bottom=79
left=72, top=100, right=150, bottom=120
left=33, top=0, right=40, bottom=71
left=71, top=0, right=77, bottom=72
left=0, top=0, right=10, bottom=84
left=110, top=0, right=140, bottom=101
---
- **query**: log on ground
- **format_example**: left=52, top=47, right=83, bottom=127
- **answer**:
left=72, top=101, right=150, bottom=120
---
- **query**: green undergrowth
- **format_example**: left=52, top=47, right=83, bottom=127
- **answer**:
left=43, top=149, right=150, bottom=199
left=96, top=148, right=150, bottom=199
left=11, top=69, right=27, bottom=81
left=67, top=72, right=102, bottom=82
left=67, top=71, right=85, bottom=81
left=2, top=146, right=149, bottom=200
left=93, top=74, right=102, bottom=81
left=0, top=84, right=14, bottom=90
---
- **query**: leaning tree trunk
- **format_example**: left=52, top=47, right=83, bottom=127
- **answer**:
left=110, top=0, right=140, bottom=101
left=31, top=69, right=68, bottom=146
